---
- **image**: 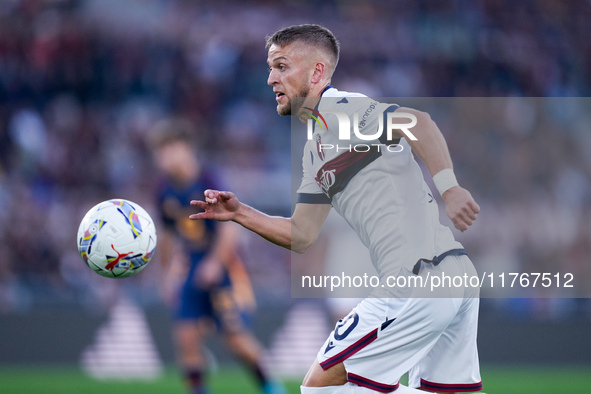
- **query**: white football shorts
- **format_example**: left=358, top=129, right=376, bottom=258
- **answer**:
left=316, top=254, right=482, bottom=393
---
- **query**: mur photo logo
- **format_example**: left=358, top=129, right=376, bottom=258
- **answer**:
left=304, top=105, right=418, bottom=154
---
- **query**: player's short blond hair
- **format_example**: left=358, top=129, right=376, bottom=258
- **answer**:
left=266, top=24, right=340, bottom=73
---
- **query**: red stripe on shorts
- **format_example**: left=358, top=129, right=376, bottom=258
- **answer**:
left=348, top=372, right=399, bottom=393
left=320, top=328, right=378, bottom=370
left=420, top=378, right=483, bottom=392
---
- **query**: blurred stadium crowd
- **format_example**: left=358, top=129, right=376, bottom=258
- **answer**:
left=0, top=0, right=590, bottom=317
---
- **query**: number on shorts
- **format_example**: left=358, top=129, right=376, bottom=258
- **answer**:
left=334, top=312, right=359, bottom=341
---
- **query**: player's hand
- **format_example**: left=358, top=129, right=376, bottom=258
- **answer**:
left=442, top=186, right=480, bottom=232
left=194, top=258, right=224, bottom=289
left=189, top=190, right=240, bottom=222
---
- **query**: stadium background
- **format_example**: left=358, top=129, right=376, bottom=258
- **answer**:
left=0, top=0, right=590, bottom=393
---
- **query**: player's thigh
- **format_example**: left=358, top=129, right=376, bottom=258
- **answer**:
left=210, top=287, right=249, bottom=334
left=303, top=360, right=347, bottom=387
left=176, top=280, right=216, bottom=321
left=174, top=318, right=213, bottom=350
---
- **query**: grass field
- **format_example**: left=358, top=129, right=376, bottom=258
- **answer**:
left=0, top=365, right=590, bottom=393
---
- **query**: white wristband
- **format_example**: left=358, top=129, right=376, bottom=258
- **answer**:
left=433, top=168, right=459, bottom=196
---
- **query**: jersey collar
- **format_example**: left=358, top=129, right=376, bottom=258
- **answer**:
left=321, top=85, right=334, bottom=96
left=315, top=85, right=334, bottom=111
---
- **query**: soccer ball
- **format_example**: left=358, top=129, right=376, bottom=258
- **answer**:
left=77, top=199, right=157, bottom=278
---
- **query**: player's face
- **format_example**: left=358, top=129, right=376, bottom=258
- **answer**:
left=267, top=42, right=312, bottom=116
left=154, top=141, right=199, bottom=183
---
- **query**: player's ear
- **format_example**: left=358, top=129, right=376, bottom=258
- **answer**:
left=311, top=61, right=326, bottom=84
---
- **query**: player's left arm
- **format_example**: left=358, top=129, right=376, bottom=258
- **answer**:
left=394, top=107, right=480, bottom=232
left=196, top=222, right=238, bottom=288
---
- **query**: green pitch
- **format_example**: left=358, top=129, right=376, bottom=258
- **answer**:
left=0, top=365, right=590, bottom=393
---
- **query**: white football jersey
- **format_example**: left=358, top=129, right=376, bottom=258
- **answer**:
left=297, top=86, right=462, bottom=284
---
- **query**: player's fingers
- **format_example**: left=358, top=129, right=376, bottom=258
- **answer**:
left=218, top=191, right=234, bottom=201
left=463, top=205, right=477, bottom=221
left=452, top=217, right=468, bottom=232
left=203, top=189, right=220, bottom=199
left=189, top=212, right=210, bottom=220
left=452, top=211, right=472, bottom=231
left=190, top=200, right=208, bottom=209
left=468, top=200, right=481, bottom=214
left=458, top=213, right=473, bottom=227
left=205, top=189, right=228, bottom=204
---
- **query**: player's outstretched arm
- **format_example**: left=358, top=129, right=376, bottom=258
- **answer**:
left=190, top=190, right=331, bottom=253
left=395, top=107, right=480, bottom=232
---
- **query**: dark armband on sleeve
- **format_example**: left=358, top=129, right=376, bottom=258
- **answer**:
left=379, top=104, right=401, bottom=145
left=297, top=193, right=331, bottom=204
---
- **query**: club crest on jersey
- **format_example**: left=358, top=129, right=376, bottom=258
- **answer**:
left=315, top=168, right=336, bottom=195
left=315, top=134, right=325, bottom=161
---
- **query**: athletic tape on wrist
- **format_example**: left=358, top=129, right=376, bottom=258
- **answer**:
left=433, top=168, right=458, bottom=196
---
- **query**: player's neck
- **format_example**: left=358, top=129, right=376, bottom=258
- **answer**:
left=173, top=164, right=201, bottom=186
left=312, top=81, right=331, bottom=98
left=296, top=82, right=331, bottom=123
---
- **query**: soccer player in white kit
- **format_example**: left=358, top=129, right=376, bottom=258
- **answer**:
left=190, top=24, right=482, bottom=394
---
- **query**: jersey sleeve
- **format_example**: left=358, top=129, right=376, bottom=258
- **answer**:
left=296, top=144, right=331, bottom=204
